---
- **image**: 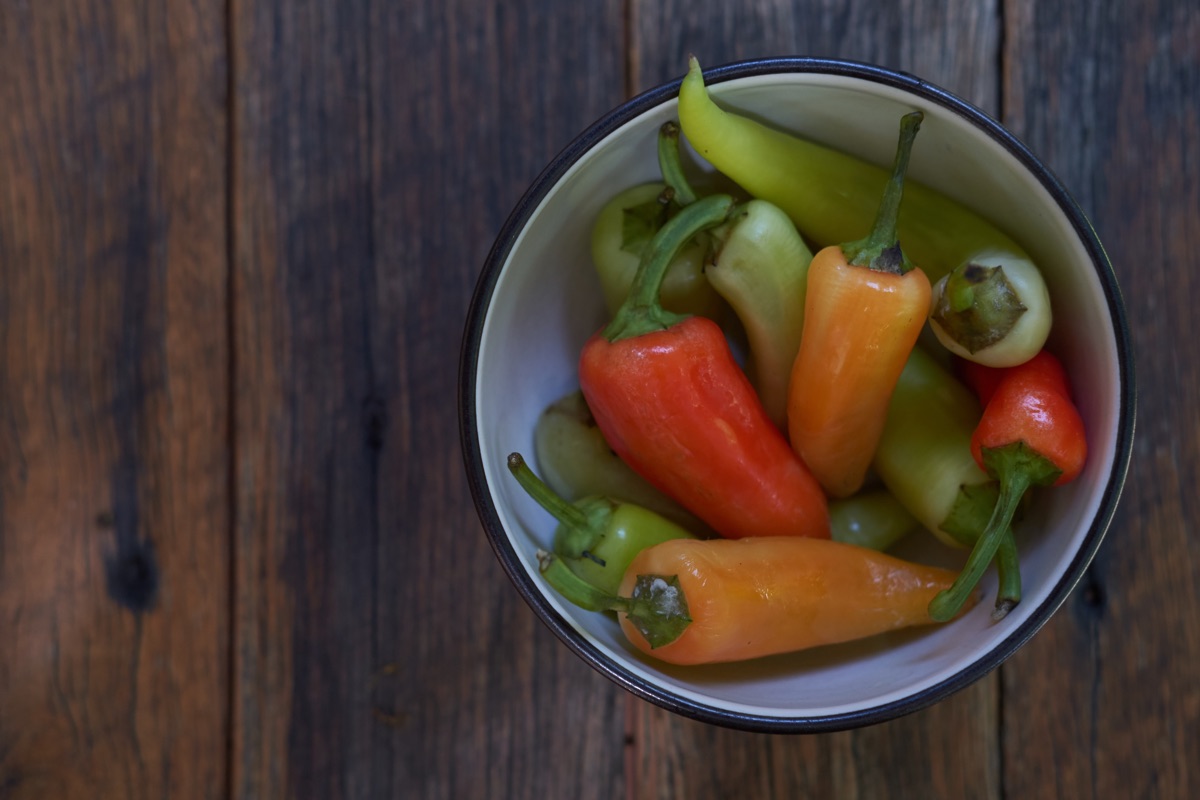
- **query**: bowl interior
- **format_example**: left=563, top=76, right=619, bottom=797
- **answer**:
left=465, top=62, right=1131, bottom=729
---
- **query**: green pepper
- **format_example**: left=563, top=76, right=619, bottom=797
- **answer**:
left=707, top=200, right=814, bottom=428
left=589, top=182, right=724, bottom=319
left=676, top=57, right=1030, bottom=284
left=653, top=122, right=816, bottom=429
left=872, top=345, right=1022, bottom=616
left=829, top=489, right=920, bottom=552
left=507, top=452, right=698, bottom=595
left=532, top=390, right=711, bottom=533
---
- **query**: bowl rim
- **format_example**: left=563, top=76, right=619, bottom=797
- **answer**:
left=458, top=55, right=1136, bottom=733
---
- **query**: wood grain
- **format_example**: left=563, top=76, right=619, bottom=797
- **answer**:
left=229, top=2, right=630, bottom=797
left=0, top=1, right=229, bottom=798
left=1001, top=0, right=1200, bottom=796
left=1, top=0, right=1197, bottom=797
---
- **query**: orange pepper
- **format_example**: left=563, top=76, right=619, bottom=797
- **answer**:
left=787, top=112, right=932, bottom=498
left=614, top=537, right=967, bottom=665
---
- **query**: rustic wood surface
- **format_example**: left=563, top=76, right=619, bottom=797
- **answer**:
left=0, top=0, right=1194, bottom=798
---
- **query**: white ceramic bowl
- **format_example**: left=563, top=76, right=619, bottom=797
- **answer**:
left=460, top=58, right=1135, bottom=732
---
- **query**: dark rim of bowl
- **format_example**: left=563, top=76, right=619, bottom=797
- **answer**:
left=458, top=56, right=1136, bottom=734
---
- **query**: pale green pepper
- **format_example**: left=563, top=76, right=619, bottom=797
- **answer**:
left=655, top=119, right=815, bottom=429
left=589, top=182, right=724, bottom=319
left=532, top=390, right=711, bottom=534
left=929, top=249, right=1053, bottom=367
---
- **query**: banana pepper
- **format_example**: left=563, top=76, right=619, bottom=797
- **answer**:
left=676, top=57, right=1031, bottom=285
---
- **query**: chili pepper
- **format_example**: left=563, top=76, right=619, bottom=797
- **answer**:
left=928, top=249, right=1052, bottom=367
left=706, top=200, right=814, bottom=429
left=590, top=182, right=724, bottom=319
left=537, top=537, right=973, bottom=665
left=532, top=390, right=713, bottom=534
left=654, top=119, right=815, bottom=429
left=578, top=194, right=829, bottom=540
left=927, top=349, right=1087, bottom=621
left=506, top=452, right=697, bottom=595
left=786, top=111, right=932, bottom=499
left=873, top=345, right=1023, bottom=614
left=676, top=57, right=1030, bottom=285
left=829, top=489, right=919, bottom=551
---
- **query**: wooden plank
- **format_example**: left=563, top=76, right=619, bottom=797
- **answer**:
left=1001, top=0, right=1200, bottom=796
left=0, top=1, right=229, bottom=798
left=627, top=2, right=1005, bottom=797
left=229, top=1, right=629, bottom=797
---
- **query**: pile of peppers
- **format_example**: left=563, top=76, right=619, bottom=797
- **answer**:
left=508, top=59, right=1088, bottom=666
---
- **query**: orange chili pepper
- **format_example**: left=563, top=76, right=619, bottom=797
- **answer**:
left=786, top=112, right=931, bottom=498
left=537, top=537, right=972, bottom=666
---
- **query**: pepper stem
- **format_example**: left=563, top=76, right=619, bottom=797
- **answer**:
left=507, top=453, right=590, bottom=529
left=842, top=111, right=923, bottom=275
left=507, top=452, right=614, bottom=560
left=929, top=440, right=1063, bottom=622
left=938, top=481, right=1023, bottom=619
left=928, top=470, right=1030, bottom=622
left=537, top=551, right=692, bottom=648
left=993, top=530, right=1022, bottom=620
left=657, top=121, right=698, bottom=206
left=602, top=193, right=733, bottom=343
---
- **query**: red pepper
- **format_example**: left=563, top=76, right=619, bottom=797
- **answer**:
left=929, top=350, right=1088, bottom=620
left=579, top=194, right=829, bottom=540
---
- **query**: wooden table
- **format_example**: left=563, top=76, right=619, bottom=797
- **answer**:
left=1, top=1, right=1195, bottom=797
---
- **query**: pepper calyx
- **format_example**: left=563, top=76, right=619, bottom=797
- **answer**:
left=625, top=573, right=692, bottom=648
left=930, top=262, right=1028, bottom=353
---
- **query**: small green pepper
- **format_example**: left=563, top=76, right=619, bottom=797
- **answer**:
left=589, top=182, right=724, bottom=319
left=532, top=390, right=710, bottom=533
left=507, top=452, right=698, bottom=595
left=829, top=489, right=920, bottom=552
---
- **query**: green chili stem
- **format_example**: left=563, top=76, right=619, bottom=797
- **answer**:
left=657, top=121, right=697, bottom=206
left=842, top=111, right=923, bottom=275
left=929, top=468, right=1030, bottom=622
left=507, top=453, right=591, bottom=530
left=537, top=550, right=628, bottom=613
left=993, top=530, right=1022, bottom=620
left=602, top=193, right=733, bottom=343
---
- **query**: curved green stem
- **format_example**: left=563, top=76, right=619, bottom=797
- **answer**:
left=602, top=193, right=733, bottom=343
left=842, top=111, right=923, bottom=275
left=657, top=120, right=697, bottom=206
left=507, top=452, right=592, bottom=530
left=993, top=529, right=1022, bottom=620
left=928, top=470, right=1031, bottom=622
left=537, top=551, right=692, bottom=648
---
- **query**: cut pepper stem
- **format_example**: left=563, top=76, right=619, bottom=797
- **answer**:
left=657, top=121, right=697, bottom=206
left=536, top=551, right=692, bottom=648
left=993, top=531, right=1022, bottom=620
left=602, top=193, right=733, bottom=343
left=842, top=111, right=923, bottom=275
